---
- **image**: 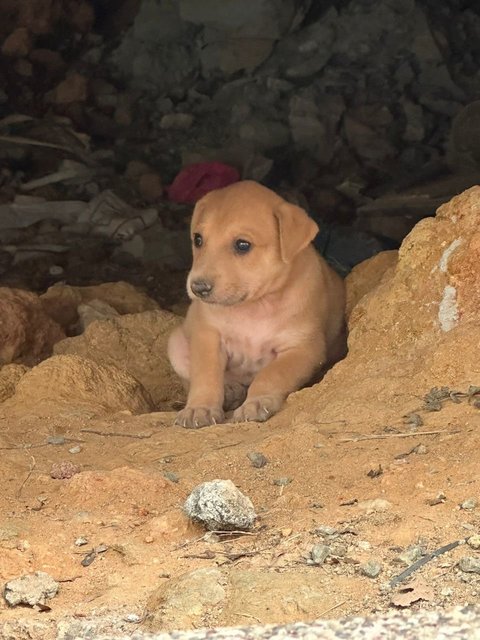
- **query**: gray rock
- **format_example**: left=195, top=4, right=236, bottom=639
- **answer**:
left=184, top=479, right=256, bottom=531
left=4, top=571, right=59, bottom=607
left=179, top=0, right=298, bottom=39
left=199, top=38, right=274, bottom=76
left=460, top=498, right=477, bottom=510
left=360, top=560, right=382, bottom=578
left=397, top=545, right=424, bottom=566
left=467, top=535, right=480, bottom=550
left=458, top=556, right=480, bottom=574
left=310, top=544, right=330, bottom=565
left=160, top=113, right=194, bottom=130
left=247, top=452, right=268, bottom=469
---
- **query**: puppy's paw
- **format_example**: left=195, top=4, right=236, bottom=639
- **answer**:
left=174, top=406, right=224, bottom=429
left=223, top=382, right=248, bottom=412
left=232, top=395, right=284, bottom=423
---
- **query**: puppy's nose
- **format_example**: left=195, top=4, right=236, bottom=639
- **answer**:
left=191, top=279, right=213, bottom=298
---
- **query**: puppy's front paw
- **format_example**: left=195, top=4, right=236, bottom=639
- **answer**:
left=232, top=395, right=284, bottom=423
left=174, top=406, right=224, bottom=429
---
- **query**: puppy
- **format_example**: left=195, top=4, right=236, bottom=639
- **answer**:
left=167, top=181, right=346, bottom=428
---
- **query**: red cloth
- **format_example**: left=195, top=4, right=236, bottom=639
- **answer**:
left=167, top=162, right=240, bottom=204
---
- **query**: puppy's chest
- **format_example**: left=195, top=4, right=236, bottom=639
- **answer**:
left=217, top=314, right=287, bottom=380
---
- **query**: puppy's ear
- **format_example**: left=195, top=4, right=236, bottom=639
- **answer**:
left=274, top=202, right=319, bottom=263
left=190, top=192, right=213, bottom=231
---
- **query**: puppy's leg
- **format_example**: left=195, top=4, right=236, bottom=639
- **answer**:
left=174, top=327, right=226, bottom=429
left=233, top=343, right=324, bottom=423
left=168, top=326, right=190, bottom=381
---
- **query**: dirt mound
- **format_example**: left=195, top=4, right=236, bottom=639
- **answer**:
left=54, top=310, right=184, bottom=409
left=0, top=288, right=65, bottom=366
left=0, top=354, right=154, bottom=417
left=282, top=186, right=480, bottom=429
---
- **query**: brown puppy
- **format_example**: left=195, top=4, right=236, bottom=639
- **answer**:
left=168, top=181, right=346, bottom=428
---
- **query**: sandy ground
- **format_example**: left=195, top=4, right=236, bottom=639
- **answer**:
left=0, top=385, right=479, bottom=635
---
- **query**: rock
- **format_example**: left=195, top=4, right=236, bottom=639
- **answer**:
left=0, top=288, right=65, bottom=366
left=77, top=299, right=120, bottom=331
left=184, top=479, right=256, bottom=531
left=125, top=160, right=152, bottom=179
left=66, top=0, right=95, bottom=33
left=397, top=546, right=424, bottom=566
left=4, top=571, right=59, bottom=607
left=53, top=311, right=183, bottom=409
left=247, top=452, right=268, bottom=468
left=447, top=101, right=480, bottom=171
left=138, top=173, right=164, bottom=202
left=199, top=39, right=274, bottom=76
left=52, top=72, right=88, bottom=104
left=50, top=461, right=80, bottom=479
left=0, top=355, right=153, bottom=417
left=309, top=544, right=330, bottom=565
left=179, top=0, right=298, bottom=39
left=40, top=281, right=159, bottom=330
left=0, top=364, right=29, bottom=403
left=467, top=535, right=480, bottom=550
left=147, top=568, right=365, bottom=631
left=147, top=568, right=226, bottom=631
left=110, top=0, right=197, bottom=95
left=2, top=27, right=33, bottom=57
left=360, top=560, right=382, bottom=578
left=18, top=0, right=62, bottom=35
left=460, top=498, right=477, bottom=510
left=458, top=556, right=480, bottom=574
left=160, top=113, right=193, bottom=130
left=345, top=251, right=398, bottom=318
left=29, top=49, right=66, bottom=75
left=357, top=499, right=392, bottom=513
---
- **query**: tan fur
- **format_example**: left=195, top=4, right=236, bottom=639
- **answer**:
left=167, top=181, right=346, bottom=428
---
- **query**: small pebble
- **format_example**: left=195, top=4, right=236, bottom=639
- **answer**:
left=458, top=556, right=480, bottom=574
left=360, top=560, right=382, bottom=578
left=125, top=613, right=141, bottom=623
left=49, top=265, right=64, bottom=277
left=74, top=537, right=88, bottom=547
left=310, top=544, right=330, bottom=565
left=404, top=413, right=423, bottom=428
left=413, top=444, right=428, bottom=455
left=357, top=540, right=372, bottom=551
left=398, top=545, right=423, bottom=565
left=47, top=436, right=66, bottom=446
left=441, top=587, right=453, bottom=597
left=50, top=461, right=80, bottom=479
left=69, top=446, right=82, bottom=454
left=273, top=477, right=292, bottom=487
left=247, top=452, right=268, bottom=468
left=315, top=525, right=338, bottom=537
left=467, top=535, right=480, bottom=550
left=460, top=498, right=477, bottom=510
left=144, top=536, right=154, bottom=544
left=427, top=492, right=446, bottom=506
left=163, top=471, right=179, bottom=483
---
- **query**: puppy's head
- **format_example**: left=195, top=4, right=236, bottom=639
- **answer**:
left=186, top=181, right=319, bottom=306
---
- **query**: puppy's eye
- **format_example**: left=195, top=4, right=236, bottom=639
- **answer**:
left=193, top=233, right=203, bottom=248
left=234, top=239, right=252, bottom=255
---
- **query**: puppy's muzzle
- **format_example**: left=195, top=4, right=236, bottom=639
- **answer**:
left=190, top=279, right=213, bottom=299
